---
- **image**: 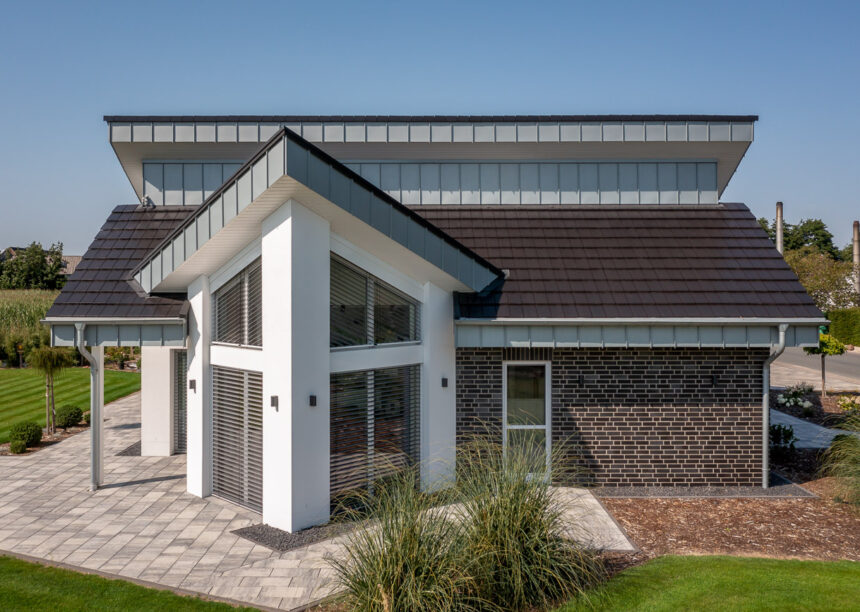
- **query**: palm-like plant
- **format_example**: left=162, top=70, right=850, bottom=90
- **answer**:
left=27, top=346, right=75, bottom=434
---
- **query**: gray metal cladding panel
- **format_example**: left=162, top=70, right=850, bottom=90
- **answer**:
left=212, top=366, right=264, bottom=513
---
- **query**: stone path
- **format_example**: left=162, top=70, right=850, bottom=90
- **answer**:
left=0, top=392, right=632, bottom=610
left=771, top=409, right=854, bottom=449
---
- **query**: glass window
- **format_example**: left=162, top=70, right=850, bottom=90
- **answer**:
left=212, top=257, right=262, bottom=347
left=330, top=254, right=420, bottom=349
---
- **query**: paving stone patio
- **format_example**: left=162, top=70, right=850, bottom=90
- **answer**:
left=0, top=392, right=633, bottom=611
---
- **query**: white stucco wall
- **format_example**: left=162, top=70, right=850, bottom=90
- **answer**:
left=186, top=275, right=211, bottom=497
left=261, top=200, right=331, bottom=532
left=140, top=345, right=174, bottom=456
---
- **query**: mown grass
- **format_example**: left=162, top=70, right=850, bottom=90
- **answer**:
left=0, top=368, right=140, bottom=444
left=557, top=555, right=860, bottom=611
left=0, top=555, right=258, bottom=611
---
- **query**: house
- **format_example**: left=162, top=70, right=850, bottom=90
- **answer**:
left=45, top=115, right=825, bottom=533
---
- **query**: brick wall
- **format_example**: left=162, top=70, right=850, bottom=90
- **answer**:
left=456, top=347, right=769, bottom=487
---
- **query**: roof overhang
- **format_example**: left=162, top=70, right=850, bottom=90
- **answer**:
left=455, top=318, right=825, bottom=349
left=106, top=115, right=756, bottom=199
left=132, top=128, right=502, bottom=294
left=47, top=319, right=186, bottom=348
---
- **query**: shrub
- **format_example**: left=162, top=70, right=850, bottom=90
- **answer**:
left=83, top=411, right=90, bottom=426
left=837, top=395, right=860, bottom=419
left=770, top=424, right=797, bottom=463
left=328, top=469, right=481, bottom=612
left=455, top=439, right=605, bottom=610
left=9, top=440, right=27, bottom=454
left=55, top=405, right=83, bottom=429
left=821, top=415, right=860, bottom=506
left=775, top=382, right=814, bottom=408
left=10, top=421, right=42, bottom=447
left=827, top=308, right=860, bottom=346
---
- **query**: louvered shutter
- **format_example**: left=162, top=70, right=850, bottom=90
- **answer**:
left=212, top=366, right=263, bottom=512
left=246, top=258, right=263, bottom=346
left=173, top=350, right=187, bottom=454
left=330, top=365, right=420, bottom=507
left=212, top=257, right=263, bottom=347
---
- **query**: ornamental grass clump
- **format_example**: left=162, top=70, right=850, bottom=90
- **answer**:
left=821, top=414, right=860, bottom=507
left=328, top=469, right=481, bottom=612
left=454, top=438, right=605, bottom=611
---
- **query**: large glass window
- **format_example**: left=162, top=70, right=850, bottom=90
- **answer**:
left=330, top=254, right=420, bottom=349
left=212, top=257, right=262, bottom=347
left=504, top=363, right=550, bottom=477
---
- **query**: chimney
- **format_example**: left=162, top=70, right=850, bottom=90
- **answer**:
left=853, top=220, right=859, bottom=296
left=776, top=202, right=784, bottom=255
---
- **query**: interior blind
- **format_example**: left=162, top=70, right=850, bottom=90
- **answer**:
left=212, top=257, right=263, bottom=347
left=173, top=350, right=187, bottom=454
left=330, top=254, right=421, bottom=349
left=212, top=366, right=264, bottom=512
left=330, top=364, right=420, bottom=507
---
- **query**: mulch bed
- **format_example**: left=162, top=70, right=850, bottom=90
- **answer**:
left=773, top=389, right=859, bottom=429
left=0, top=424, right=89, bottom=456
left=600, top=450, right=860, bottom=561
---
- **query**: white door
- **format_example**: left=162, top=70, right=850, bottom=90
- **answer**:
left=503, top=361, right=551, bottom=477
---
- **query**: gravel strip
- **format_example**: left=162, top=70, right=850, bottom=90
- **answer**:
left=232, top=521, right=354, bottom=553
left=594, top=472, right=814, bottom=498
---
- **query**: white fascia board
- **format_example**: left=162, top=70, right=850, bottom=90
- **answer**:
left=455, top=317, right=827, bottom=326
left=330, top=343, right=423, bottom=374
left=44, top=317, right=185, bottom=324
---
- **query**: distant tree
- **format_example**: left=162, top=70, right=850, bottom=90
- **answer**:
left=27, top=346, right=76, bottom=434
left=784, top=247, right=859, bottom=311
left=757, top=217, right=843, bottom=260
left=0, top=242, right=66, bottom=289
left=804, top=334, right=846, bottom=398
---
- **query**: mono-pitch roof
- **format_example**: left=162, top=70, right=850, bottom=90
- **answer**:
left=417, top=202, right=824, bottom=321
left=46, top=205, right=196, bottom=320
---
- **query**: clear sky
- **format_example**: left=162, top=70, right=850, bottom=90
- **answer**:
left=1, top=0, right=858, bottom=254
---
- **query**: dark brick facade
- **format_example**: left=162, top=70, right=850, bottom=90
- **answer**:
left=456, top=347, right=769, bottom=487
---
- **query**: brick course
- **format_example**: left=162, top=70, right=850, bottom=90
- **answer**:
left=456, top=347, right=769, bottom=487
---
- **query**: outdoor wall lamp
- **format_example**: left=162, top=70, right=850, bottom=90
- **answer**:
left=441, top=377, right=448, bottom=388
left=188, top=379, right=196, bottom=392
left=271, top=395, right=279, bottom=411
left=309, top=394, right=317, bottom=407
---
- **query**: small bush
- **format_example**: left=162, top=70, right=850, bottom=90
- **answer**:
left=775, top=382, right=814, bottom=408
left=55, top=405, right=83, bottom=429
left=10, top=421, right=42, bottom=447
left=821, top=415, right=860, bottom=506
left=770, top=424, right=797, bottom=463
left=801, top=406, right=816, bottom=418
left=9, top=440, right=27, bottom=454
left=83, top=411, right=90, bottom=426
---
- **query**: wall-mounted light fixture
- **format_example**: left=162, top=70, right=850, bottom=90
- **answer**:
left=189, top=379, right=196, bottom=392
left=309, top=394, right=317, bottom=407
left=271, top=395, right=279, bottom=411
left=441, top=377, right=448, bottom=388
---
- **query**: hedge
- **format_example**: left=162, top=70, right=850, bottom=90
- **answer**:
left=827, top=308, right=860, bottom=345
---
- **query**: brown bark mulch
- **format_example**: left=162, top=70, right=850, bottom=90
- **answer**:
left=0, top=424, right=88, bottom=456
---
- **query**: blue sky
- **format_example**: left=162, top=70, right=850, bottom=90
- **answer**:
left=1, top=0, right=858, bottom=254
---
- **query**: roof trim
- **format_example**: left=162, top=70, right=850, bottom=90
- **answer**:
left=456, top=317, right=828, bottom=326
left=105, top=114, right=759, bottom=123
left=131, top=127, right=503, bottom=291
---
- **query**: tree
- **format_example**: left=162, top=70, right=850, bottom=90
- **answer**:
left=804, top=334, right=845, bottom=398
left=757, top=217, right=843, bottom=260
left=0, top=242, right=66, bottom=289
left=784, top=247, right=859, bottom=311
left=27, top=346, right=76, bottom=434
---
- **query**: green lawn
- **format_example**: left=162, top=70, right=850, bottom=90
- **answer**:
left=559, top=555, right=860, bottom=612
left=0, top=367, right=141, bottom=444
left=0, top=555, right=258, bottom=611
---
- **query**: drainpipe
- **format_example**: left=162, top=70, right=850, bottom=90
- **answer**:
left=775, top=202, right=784, bottom=255
left=762, top=323, right=788, bottom=488
left=75, top=324, right=103, bottom=491
left=853, top=220, right=859, bottom=297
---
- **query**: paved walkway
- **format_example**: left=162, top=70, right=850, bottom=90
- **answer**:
left=770, top=409, right=853, bottom=449
left=0, top=392, right=632, bottom=610
left=772, top=348, right=860, bottom=392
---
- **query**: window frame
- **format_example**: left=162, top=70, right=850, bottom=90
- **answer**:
left=502, top=360, right=552, bottom=479
left=330, top=253, right=421, bottom=351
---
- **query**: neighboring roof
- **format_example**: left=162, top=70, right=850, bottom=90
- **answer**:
left=46, top=206, right=197, bottom=320
left=61, top=255, right=82, bottom=276
left=417, top=203, right=824, bottom=321
left=105, top=114, right=759, bottom=122
left=132, top=127, right=502, bottom=293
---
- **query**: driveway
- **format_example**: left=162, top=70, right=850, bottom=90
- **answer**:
left=772, top=347, right=860, bottom=391
left=0, top=392, right=632, bottom=610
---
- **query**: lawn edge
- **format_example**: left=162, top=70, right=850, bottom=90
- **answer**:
left=0, top=548, right=276, bottom=611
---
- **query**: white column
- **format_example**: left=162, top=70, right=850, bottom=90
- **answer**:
left=262, top=200, right=331, bottom=532
left=140, top=346, right=174, bottom=456
left=421, top=282, right=457, bottom=490
left=90, top=345, right=104, bottom=491
left=186, top=275, right=211, bottom=497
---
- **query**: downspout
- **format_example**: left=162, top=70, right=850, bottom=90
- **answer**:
left=761, top=323, right=788, bottom=488
left=75, top=323, right=101, bottom=491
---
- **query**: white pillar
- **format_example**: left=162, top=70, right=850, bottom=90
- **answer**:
left=140, top=346, right=174, bottom=456
left=90, top=345, right=104, bottom=491
left=421, top=282, right=457, bottom=490
left=186, top=275, right=211, bottom=497
left=262, top=200, right=330, bottom=532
